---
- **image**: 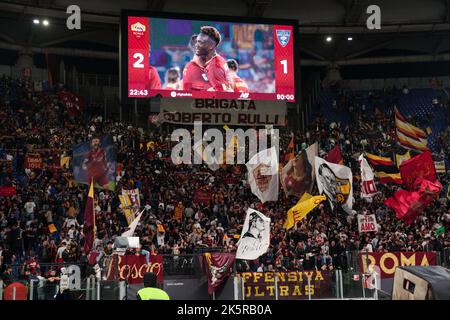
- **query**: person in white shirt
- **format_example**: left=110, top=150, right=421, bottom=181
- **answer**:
left=24, top=200, right=36, bottom=214
left=63, top=217, right=79, bottom=229
left=56, top=242, right=67, bottom=260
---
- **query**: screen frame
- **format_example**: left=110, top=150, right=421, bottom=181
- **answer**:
left=120, top=9, right=300, bottom=103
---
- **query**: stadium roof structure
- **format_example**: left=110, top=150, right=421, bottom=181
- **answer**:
left=0, top=0, right=450, bottom=66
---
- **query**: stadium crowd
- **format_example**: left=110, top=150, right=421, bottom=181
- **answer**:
left=0, top=75, right=449, bottom=288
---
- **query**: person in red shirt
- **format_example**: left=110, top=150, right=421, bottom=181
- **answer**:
left=182, top=34, right=211, bottom=91
left=226, top=59, right=250, bottom=93
left=147, top=65, right=162, bottom=91
left=183, top=26, right=232, bottom=92
left=82, top=137, right=110, bottom=189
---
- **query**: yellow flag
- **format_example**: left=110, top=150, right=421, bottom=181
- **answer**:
left=284, top=193, right=326, bottom=230
left=119, top=194, right=135, bottom=225
left=60, top=156, right=70, bottom=169
left=395, top=151, right=411, bottom=168
left=223, top=124, right=230, bottom=131
left=157, top=223, right=165, bottom=233
left=48, top=223, right=57, bottom=234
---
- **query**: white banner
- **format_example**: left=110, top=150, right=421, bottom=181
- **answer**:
left=314, top=156, right=353, bottom=213
left=122, top=209, right=144, bottom=237
left=357, top=214, right=379, bottom=233
left=358, top=154, right=377, bottom=200
left=434, top=160, right=446, bottom=173
left=159, top=98, right=286, bottom=126
left=246, top=146, right=279, bottom=203
left=236, top=208, right=271, bottom=260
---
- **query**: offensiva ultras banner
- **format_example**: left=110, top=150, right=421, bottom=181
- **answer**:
left=239, top=271, right=333, bottom=299
left=159, top=98, right=287, bottom=126
left=359, top=251, right=437, bottom=278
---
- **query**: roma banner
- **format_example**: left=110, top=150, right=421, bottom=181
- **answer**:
left=159, top=98, right=287, bottom=126
left=0, top=186, right=16, bottom=196
left=72, top=135, right=116, bottom=191
left=359, top=252, right=436, bottom=279
left=25, top=154, right=43, bottom=169
left=357, top=214, right=379, bottom=233
left=240, top=271, right=333, bottom=300
left=107, top=254, right=164, bottom=284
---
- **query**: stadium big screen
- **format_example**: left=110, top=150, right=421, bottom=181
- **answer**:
left=121, top=11, right=298, bottom=101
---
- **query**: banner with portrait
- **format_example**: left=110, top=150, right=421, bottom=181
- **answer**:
left=236, top=208, right=270, bottom=260
left=314, top=156, right=353, bottom=213
left=281, top=142, right=318, bottom=198
left=72, top=135, right=116, bottom=191
left=246, top=146, right=279, bottom=203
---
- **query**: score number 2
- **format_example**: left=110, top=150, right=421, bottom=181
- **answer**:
left=280, top=59, right=288, bottom=74
left=133, top=53, right=144, bottom=69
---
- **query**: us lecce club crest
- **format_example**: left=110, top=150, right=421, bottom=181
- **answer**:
left=276, top=30, right=291, bottom=47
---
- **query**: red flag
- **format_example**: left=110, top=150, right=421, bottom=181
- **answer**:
left=58, top=91, right=86, bottom=117
left=400, top=151, right=436, bottom=191
left=0, top=186, right=16, bottom=196
left=385, top=178, right=442, bottom=225
left=83, top=180, right=95, bottom=254
left=203, top=252, right=235, bottom=295
left=325, top=145, right=344, bottom=165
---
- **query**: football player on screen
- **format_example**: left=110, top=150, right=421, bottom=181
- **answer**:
left=182, top=34, right=211, bottom=91
left=227, top=59, right=249, bottom=93
left=183, top=26, right=233, bottom=92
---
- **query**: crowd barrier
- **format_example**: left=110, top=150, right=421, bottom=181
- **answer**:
left=1, top=249, right=447, bottom=300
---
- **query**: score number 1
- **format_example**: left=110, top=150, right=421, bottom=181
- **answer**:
left=280, top=59, right=288, bottom=74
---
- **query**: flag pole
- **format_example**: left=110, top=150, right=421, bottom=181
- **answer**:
left=92, top=178, right=96, bottom=246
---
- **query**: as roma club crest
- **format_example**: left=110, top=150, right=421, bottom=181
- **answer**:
left=131, top=22, right=146, bottom=39
left=335, top=177, right=351, bottom=204
left=276, top=30, right=291, bottom=47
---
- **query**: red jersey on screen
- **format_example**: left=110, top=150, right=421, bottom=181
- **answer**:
left=147, top=65, right=162, bottom=90
left=86, top=148, right=108, bottom=185
left=231, top=74, right=249, bottom=93
left=182, top=61, right=211, bottom=91
left=204, top=54, right=232, bottom=92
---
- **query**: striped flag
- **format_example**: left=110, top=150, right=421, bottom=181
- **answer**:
left=83, top=180, right=95, bottom=254
left=366, top=153, right=403, bottom=184
left=395, top=107, right=428, bottom=152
